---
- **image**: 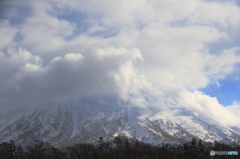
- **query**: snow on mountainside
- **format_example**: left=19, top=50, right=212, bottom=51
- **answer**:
left=0, top=97, right=240, bottom=147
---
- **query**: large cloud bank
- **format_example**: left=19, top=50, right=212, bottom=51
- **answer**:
left=0, top=0, right=240, bottom=126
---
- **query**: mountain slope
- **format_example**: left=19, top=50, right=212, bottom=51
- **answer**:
left=0, top=98, right=239, bottom=147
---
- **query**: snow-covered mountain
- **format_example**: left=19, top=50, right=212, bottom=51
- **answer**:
left=0, top=97, right=240, bottom=147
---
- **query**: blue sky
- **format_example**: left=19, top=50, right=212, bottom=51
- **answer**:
left=0, top=0, right=240, bottom=125
left=202, top=72, right=240, bottom=106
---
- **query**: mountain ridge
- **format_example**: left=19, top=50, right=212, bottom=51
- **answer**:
left=0, top=98, right=239, bottom=147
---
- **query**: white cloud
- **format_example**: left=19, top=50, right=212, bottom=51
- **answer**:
left=109, top=24, right=232, bottom=91
left=0, top=20, right=18, bottom=50
left=0, top=47, right=147, bottom=110
left=204, top=47, right=240, bottom=79
left=189, top=1, right=240, bottom=27
left=18, top=1, right=76, bottom=56
left=0, top=48, right=41, bottom=89
left=178, top=91, right=240, bottom=126
left=226, top=101, right=240, bottom=118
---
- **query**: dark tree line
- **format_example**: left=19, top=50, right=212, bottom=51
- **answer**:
left=0, top=137, right=239, bottom=159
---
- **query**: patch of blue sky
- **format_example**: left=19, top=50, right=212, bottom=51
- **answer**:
left=202, top=0, right=240, bottom=7
left=201, top=72, right=240, bottom=106
left=169, top=17, right=233, bottom=30
left=203, top=0, right=229, bottom=2
left=168, top=19, right=190, bottom=28
left=54, top=9, right=119, bottom=40
left=171, top=20, right=240, bottom=57
left=87, top=26, right=120, bottom=39
left=205, top=30, right=240, bottom=56
left=13, top=31, right=23, bottom=43
left=56, top=10, right=91, bottom=38
left=203, top=0, right=237, bottom=3
left=0, top=1, right=32, bottom=26
left=206, top=41, right=239, bottom=56
left=236, top=1, right=240, bottom=6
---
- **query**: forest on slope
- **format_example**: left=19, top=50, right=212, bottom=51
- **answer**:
left=0, top=136, right=239, bottom=159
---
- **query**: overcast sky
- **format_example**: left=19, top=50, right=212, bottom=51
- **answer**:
left=0, top=0, right=240, bottom=126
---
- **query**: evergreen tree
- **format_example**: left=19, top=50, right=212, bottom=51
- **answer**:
left=1, top=136, right=240, bottom=159
left=9, top=140, right=16, bottom=159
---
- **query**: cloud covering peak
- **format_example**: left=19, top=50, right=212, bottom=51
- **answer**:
left=1, top=0, right=240, bottom=126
